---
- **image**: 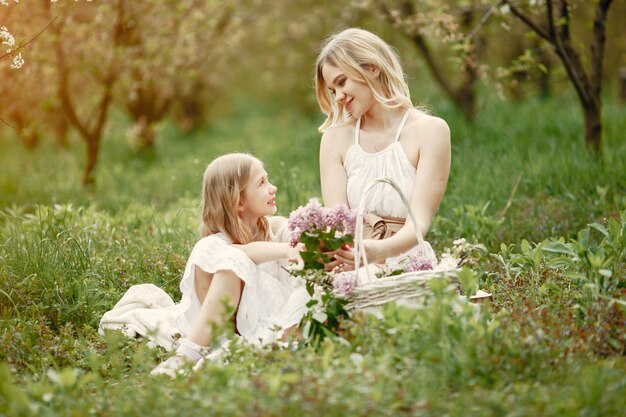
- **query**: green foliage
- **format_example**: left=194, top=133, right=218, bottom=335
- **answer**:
left=0, top=96, right=625, bottom=415
left=492, top=209, right=625, bottom=303
left=298, top=229, right=353, bottom=271
left=292, top=229, right=353, bottom=347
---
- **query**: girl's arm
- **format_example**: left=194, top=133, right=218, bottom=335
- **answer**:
left=234, top=242, right=304, bottom=265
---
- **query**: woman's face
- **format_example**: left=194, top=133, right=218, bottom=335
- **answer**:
left=321, top=63, right=377, bottom=119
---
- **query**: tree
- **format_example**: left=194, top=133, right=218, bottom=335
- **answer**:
left=499, top=0, right=614, bottom=152
left=116, top=0, right=246, bottom=148
left=51, top=0, right=126, bottom=186
left=361, top=0, right=485, bottom=121
left=0, top=3, right=61, bottom=148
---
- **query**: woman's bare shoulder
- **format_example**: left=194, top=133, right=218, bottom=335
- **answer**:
left=405, top=110, right=450, bottom=144
left=320, top=123, right=356, bottom=152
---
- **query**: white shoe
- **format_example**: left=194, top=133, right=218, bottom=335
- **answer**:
left=192, top=340, right=232, bottom=371
left=150, top=354, right=196, bottom=378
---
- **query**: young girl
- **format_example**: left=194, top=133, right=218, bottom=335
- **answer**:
left=152, top=153, right=309, bottom=376
left=315, top=28, right=451, bottom=270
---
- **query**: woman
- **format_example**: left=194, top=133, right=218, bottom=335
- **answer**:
left=315, top=28, right=451, bottom=267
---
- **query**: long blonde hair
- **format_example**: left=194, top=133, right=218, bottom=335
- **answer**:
left=315, top=28, right=416, bottom=132
left=199, top=153, right=270, bottom=244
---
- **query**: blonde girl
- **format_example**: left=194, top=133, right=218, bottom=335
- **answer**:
left=153, top=153, right=308, bottom=376
left=315, top=28, right=451, bottom=269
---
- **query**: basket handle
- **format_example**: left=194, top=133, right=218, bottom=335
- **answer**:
left=354, top=177, right=426, bottom=282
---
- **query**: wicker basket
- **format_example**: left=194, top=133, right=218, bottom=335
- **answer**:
left=345, top=177, right=459, bottom=311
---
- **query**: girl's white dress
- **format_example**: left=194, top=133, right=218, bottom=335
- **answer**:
left=176, top=231, right=309, bottom=346
left=99, top=218, right=310, bottom=350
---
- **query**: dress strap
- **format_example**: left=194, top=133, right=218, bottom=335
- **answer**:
left=354, top=117, right=362, bottom=145
left=393, top=110, right=411, bottom=142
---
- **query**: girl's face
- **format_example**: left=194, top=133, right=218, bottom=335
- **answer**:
left=321, top=63, right=377, bottom=119
left=239, top=161, right=277, bottom=223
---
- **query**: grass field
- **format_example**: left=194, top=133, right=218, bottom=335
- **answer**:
left=1, top=94, right=625, bottom=416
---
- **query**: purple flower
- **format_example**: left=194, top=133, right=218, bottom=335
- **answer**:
left=288, top=199, right=324, bottom=238
left=288, top=199, right=358, bottom=246
left=403, top=256, right=434, bottom=272
left=324, top=203, right=357, bottom=235
left=332, top=271, right=357, bottom=296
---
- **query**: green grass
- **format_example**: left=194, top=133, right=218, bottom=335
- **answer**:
left=1, top=94, right=625, bottom=416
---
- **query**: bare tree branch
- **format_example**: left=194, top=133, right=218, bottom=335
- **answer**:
left=466, top=4, right=496, bottom=41
left=0, top=115, right=22, bottom=134
left=557, top=0, right=570, bottom=41
left=503, top=0, right=552, bottom=44
left=0, top=17, right=57, bottom=61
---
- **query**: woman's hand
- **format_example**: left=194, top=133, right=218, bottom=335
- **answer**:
left=332, top=240, right=388, bottom=267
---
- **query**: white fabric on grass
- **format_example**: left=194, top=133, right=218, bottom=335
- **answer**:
left=99, top=217, right=309, bottom=351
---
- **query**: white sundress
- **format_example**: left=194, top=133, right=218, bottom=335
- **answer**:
left=343, top=109, right=437, bottom=282
left=176, top=232, right=310, bottom=346
left=345, top=109, right=416, bottom=219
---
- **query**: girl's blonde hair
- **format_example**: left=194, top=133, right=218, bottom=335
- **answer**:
left=200, top=153, right=270, bottom=244
left=315, top=28, right=417, bottom=132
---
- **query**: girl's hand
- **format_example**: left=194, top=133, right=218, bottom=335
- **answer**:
left=287, top=243, right=305, bottom=263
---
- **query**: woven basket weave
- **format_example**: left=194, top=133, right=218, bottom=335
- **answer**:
left=345, top=177, right=459, bottom=311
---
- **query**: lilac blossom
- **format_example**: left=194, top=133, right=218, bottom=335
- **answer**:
left=288, top=198, right=325, bottom=240
left=288, top=199, right=358, bottom=246
left=402, top=255, right=434, bottom=272
left=332, top=271, right=357, bottom=296
left=323, top=203, right=357, bottom=235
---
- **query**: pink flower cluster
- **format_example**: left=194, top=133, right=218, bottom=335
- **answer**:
left=288, top=198, right=357, bottom=246
left=403, top=256, right=434, bottom=272
left=332, top=271, right=357, bottom=296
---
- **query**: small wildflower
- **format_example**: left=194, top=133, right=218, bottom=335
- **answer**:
left=402, top=255, right=434, bottom=272
left=436, top=252, right=460, bottom=271
left=10, top=52, right=24, bottom=69
left=1, top=26, right=16, bottom=49
left=332, top=271, right=357, bottom=296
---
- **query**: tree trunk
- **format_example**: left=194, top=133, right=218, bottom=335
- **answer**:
left=503, top=0, right=613, bottom=153
left=582, top=98, right=602, bottom=152
left=53, top=114, right=69, bottom=147
left=454, top=85, right=476, bottom=122
left=137, top=118, right=156, bottom=148
left=619, top=67, right=626, bottom=103
left=536, top=43, right=552, bottom=99
left=20, top=129, right=40, bottom=150
left=82, top=135, right=99, bottom=186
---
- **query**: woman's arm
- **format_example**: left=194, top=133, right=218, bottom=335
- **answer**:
left=234, top=242, right=304, bottom=265
left=320, top=129, right=349, bottom=207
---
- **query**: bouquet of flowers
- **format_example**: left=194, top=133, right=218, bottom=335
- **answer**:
left=287, top=198, right=459, bottom=345
left=287, top=199, right=358, bottom=344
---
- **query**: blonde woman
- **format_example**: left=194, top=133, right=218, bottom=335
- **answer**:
left=152, top=153, right=308, bottom=376
left=315, top=28, right=451, bottom=268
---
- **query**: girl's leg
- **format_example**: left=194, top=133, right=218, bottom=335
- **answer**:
left=151, top=269, right=242, bottom=377
left=188, top=269, right=242, bottom=347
